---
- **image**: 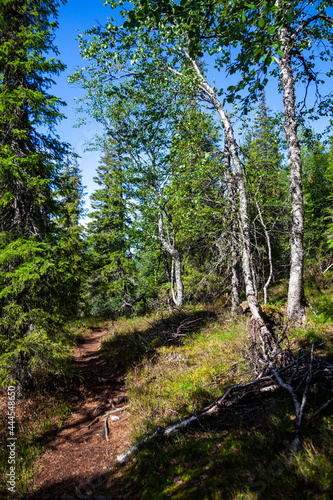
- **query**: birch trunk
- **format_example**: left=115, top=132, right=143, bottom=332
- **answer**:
left=225, top=143, right=240, bottom=312
left=158, top=211, right=184, bottom=306
left=278, top=26, right=306, bottom=322
left=204, top=91, right=260, bottom=321
left=181, top=52, right=267, bottom=326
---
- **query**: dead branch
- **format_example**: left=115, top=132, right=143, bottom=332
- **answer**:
left=116, top=375, right=276, bottom=464
left=104, top=413, right=110, bottom=442
left=117, top=324, right=332, bottom=464
left=311, top=398, right=333, bottom=420
left=87, top=416, right=100, bottom=429
left=109, top=405, right=131, bottom=414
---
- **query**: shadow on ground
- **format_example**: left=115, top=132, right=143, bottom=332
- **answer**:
left=101, top=309, right=219, bottom=372
left=23, top=315, right=333, bottom=500
left=107, top=392, right=333, bottom=499
left=27, top=391, right=333, bottom=500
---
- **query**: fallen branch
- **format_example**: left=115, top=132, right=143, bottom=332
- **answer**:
left=104, top=413, right=110, bottom=442
left=311, top=397, right=333, bottom=420
left=117, top=322, right=332, bottom=464
left=87, top=416, right=99, bottom=429
left=116, top=375, right=275, bottom=464
left=109, top=405, right=131, bottom=414
left=117, top=427, right=163, bottom=464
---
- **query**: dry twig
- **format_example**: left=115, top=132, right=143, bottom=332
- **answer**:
left=117, top=323, right=332, bottom=464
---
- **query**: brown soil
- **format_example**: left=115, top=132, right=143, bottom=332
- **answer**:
left=27, top=326, right=133, bottom=500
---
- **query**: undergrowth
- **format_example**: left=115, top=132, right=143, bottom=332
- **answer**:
left=0, top=321, right=87, bottom=499
left=99, top=287, right=333, bottom=499
left=1, top=283, right=332, bottom=499
left=0, top=392, right=71, bottom=499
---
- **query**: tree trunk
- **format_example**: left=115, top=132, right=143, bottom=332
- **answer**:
left=158, top=211, right=184, bottom=306
left=205, top=88, right=260, bottom=322
left=224, top=143, right=240, bottom=312
left=278, top=26, right=306, bottom=322
left=14, top=351, right=33, bottom=399
left=178, top=51, right=269, bottom=330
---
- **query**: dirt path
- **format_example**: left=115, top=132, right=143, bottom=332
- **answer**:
left=27, top=326, right=132, bottom=500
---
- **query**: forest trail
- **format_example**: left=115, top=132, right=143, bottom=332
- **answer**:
left=27, top=326, right=132, bottom=500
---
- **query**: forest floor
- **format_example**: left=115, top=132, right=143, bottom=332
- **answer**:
left=26, top=325, right=133, bottom=500
left=1, top=284, right=333, bottom=499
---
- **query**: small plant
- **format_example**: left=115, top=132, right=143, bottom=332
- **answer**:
left=0, top=392, right=71, bottom=499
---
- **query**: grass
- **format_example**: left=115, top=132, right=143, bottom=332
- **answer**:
left=106, top=393, right=333, bottom=499
left=1, top=282, right=333, bottom=499
left=97, top=287, right=333, bottom=499
left=307, top=286, right=333, bottom=325
left=0, top=391, right=71, bottom=499
left=0, top=319, right=91, bottom=499
left=126, top=313, right=247, bottom=434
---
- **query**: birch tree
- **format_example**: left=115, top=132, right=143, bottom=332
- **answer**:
left=120, top=0, right=333, bottom=321
left=70, top=57, right=190, bottom=305
left=98, top=0, right=267, bottom=325
left=220, top=0, right=333, bottom=320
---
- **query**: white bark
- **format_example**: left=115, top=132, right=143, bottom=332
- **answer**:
left=158, top=211, right=184, bottom=306
left=181, top=52, right=266, bottom=326
left=277, top=25, right=306, bottom=322
left=225, top=143, right=240, bottom=312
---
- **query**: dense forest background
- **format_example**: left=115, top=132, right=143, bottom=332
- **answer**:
left=1, top=0, right=332, bottom=392
left=1, top=1, right=333, bottom=498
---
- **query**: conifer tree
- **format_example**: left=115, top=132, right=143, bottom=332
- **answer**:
left=301, top=131, right=333, bottom=270
left=0, top=0, right=67, bottom=237
left=85, top=139, right=135, bottom=316
left=242, top=96, right=289, bottom=302
left=0, top=0, right=81, bottom=395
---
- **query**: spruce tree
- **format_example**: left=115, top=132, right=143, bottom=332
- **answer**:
left=301, top=132, right=333, bottom=273
left=242, top=96, right=289, bottom=301
left=0, top=0, right=67, bottom=237
left=0, top=0, right=81, bottom=396
left=85, top=139, right=135, bottom=316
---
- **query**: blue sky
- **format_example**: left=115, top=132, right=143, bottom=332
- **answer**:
left=53, top=0, right=118, bottom=214
left=52, top=1, right=332, bottom=218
